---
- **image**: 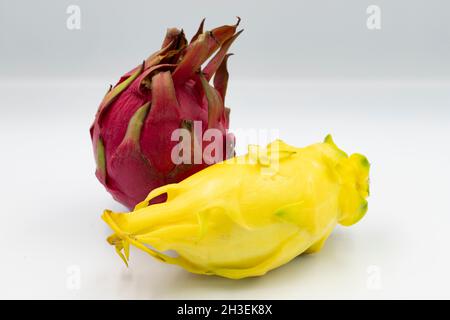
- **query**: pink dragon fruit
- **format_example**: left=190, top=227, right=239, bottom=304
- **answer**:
left=90, top=19, right=242, bottom=209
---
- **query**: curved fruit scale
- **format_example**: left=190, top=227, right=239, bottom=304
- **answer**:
left=102, top=135, right=370, bottom=279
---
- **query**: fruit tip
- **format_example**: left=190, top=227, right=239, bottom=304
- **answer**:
left=236, top=29, right=244, bottom=36
left=209, top=30, right=220, bottom=45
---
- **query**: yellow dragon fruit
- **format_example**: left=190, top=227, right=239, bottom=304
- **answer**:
left=102, top=135, right=370, bottom=279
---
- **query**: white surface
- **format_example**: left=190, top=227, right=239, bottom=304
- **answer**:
left=0, top=78, right=449, bottom=299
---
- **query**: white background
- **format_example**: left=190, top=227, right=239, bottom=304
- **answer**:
left=0, top=0, right=449, bottom=299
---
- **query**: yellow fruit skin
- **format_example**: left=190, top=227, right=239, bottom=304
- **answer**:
left=102, top=135, right=370, bottom=279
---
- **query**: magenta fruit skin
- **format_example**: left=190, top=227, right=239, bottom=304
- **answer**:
left=90, top=19, right=241, bottom=209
